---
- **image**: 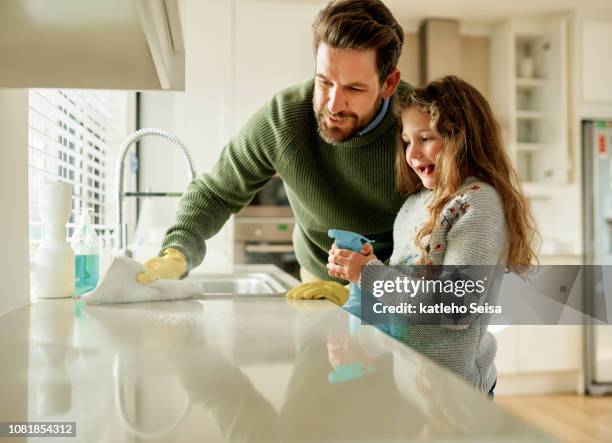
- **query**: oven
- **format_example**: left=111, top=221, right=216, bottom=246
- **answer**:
left=233, top=177, right=299, bottom=279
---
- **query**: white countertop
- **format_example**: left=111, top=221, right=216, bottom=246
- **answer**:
left=0, top=276, right=556, bottom=442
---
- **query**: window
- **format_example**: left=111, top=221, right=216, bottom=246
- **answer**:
left=28, top=89, right=134, bottom=255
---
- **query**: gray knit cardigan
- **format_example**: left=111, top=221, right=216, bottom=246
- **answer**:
left=362, top=177, right=508, bottom=393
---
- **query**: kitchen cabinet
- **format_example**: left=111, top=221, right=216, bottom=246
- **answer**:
left=517, top=326, right=582, bottom=373
left=493, top=325, right=583, bottom=395
left=494, top=326, right=581, bottom=374
left=580, top=18, right=612, bottom=104
left=492, top=254, right=583, bottom=393
left=489, top=16, right=582, bottom=256
left=569, top=12, right=612, bottom=135
left=0, top=0, right=184, bottom=90
left=490, top=17, right=582, bottom=259
left=490, top=17, right=569, bottom=188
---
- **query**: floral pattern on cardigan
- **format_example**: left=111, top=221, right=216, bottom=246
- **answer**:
left=419, top=183, right=483, bottom=266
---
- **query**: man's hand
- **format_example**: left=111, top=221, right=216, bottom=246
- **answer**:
left=286, top=281, right=349, bottom=306
left=136, top=248, right=187, bottom=284
left=327, top=243, right=377, bottom=283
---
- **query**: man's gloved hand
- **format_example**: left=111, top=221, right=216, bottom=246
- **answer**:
left=136, top=248, right=187, bottom=284
left=286, top=281, right=349, bottom=306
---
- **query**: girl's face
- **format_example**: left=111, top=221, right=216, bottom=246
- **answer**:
left=401, top=106, right=444, bottom=190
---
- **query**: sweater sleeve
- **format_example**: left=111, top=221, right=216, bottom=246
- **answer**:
left=442, top=184, right=507, bottom=266
left=160, top=100, right=281, bottom=271
left=360, top=183, right=507, bottom=327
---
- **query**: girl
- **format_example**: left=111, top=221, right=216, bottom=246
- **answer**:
left=326, top=75, right=537, bottom=395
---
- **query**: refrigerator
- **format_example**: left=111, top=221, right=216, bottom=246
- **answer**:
left=583, top=120, right=612, bottom=395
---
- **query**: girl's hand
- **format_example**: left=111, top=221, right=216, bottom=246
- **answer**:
left=327, top=243, right=377, bottom=284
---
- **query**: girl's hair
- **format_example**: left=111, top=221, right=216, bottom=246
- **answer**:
left=395, top=75, right=538, bottom=274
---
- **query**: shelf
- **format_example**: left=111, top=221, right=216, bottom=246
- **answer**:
left=516, top=110, right=546, bottom=119
left=491, top=17, right=568, bottom=191
left=516, top=143, right=545, bottom=151
left=516, top=77, right=547, bottom=87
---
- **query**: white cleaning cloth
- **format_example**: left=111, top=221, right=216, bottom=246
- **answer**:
left=83, top=256, right=203, bottom=304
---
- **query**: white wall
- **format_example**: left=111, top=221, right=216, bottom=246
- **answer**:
left=0, top=90, right=30, bottom=315
left=232, top=0, right=324, bottom=128
left=139, top=0, right=236, bottom=270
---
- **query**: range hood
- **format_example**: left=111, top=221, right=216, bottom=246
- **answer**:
left=0, top=0, right=185, bottom=90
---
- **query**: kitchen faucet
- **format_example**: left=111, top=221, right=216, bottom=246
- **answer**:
left=114, top=128, right=196, bottom=257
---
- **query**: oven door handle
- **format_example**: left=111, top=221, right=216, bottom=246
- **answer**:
left=244, top=244, right=294, bottom=253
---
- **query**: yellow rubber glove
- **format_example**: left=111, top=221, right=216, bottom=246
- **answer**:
left=286, top=281, right=349, bottom=306
left=136, top=248, right=187, bottom=284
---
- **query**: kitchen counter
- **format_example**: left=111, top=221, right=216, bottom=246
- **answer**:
left=0, top=269, right=556, bottom=442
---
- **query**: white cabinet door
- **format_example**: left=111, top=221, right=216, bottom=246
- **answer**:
left=491, top=325, right=519, bottom=375
left=493, top=325, right=581, bottom=374
left=517, top=325, right=582, bottom=372
left=581, top=19, right=612, bottom=104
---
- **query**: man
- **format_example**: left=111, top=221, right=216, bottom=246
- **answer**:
left=137, top=0, right=410, bottom=304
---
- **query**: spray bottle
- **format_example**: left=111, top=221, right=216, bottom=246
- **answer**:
left=70, top=208, right=100, bottom=295
left=328, top=229, right=375, bottom=315
left=327, top=229, right=376, bottom=384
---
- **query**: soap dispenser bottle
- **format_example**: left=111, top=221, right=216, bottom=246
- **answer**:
left=31, top=181, right=75, bottom=299
left=70, top=208, right=99, bottom=295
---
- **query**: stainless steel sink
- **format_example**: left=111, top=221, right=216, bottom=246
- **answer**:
left=187, top=272, right=291, bottom=297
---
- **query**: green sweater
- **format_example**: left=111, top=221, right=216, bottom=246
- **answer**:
left=161, top=78, right=410, bottom=279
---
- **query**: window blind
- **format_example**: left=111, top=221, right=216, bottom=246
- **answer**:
left=28, top=89, right=134, bottom=253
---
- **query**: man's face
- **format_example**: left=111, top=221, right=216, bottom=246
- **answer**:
left=313, top=42, right=384, bottom=144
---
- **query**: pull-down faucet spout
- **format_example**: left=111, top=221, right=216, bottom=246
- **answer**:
left=114, top=128, right=196, bottom=257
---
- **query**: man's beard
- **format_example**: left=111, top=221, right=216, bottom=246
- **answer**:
left=313, top=96, right=382, bottom=145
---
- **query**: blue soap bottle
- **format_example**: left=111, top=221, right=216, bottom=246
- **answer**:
left=70, top=208, right=99, bottom=295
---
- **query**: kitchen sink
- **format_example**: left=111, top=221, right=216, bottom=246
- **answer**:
left=187, top=271, right=291, bottom=297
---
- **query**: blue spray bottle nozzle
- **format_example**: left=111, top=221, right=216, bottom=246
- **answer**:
left=328, top=229, right=375, bottom=253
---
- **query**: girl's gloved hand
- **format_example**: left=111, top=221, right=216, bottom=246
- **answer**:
left=327, top=243, right=377, bottom=284
left=136, top=248, right=187, bottom=284
left=286, top=281, right=349, bottom=306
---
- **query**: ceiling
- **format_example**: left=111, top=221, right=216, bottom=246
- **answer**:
left=387, top=0, right=612, bottom=27
left=240, top=0, right=612, bottom=28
